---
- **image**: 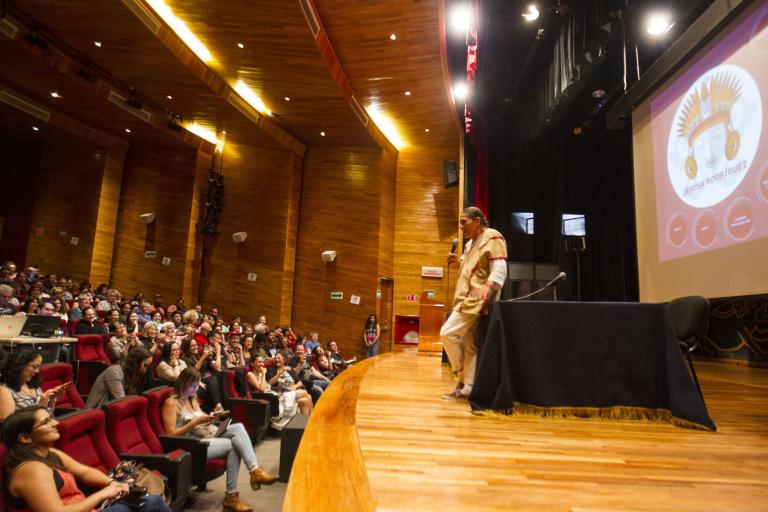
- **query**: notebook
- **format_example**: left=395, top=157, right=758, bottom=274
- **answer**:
left=0, top=315, right=27, bottom=338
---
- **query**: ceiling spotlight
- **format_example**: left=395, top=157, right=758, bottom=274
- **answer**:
left=94, top=41, right=102, bottom=48
left=77, top=64, right=98, bottom=83
left=647, top=13, right=673, bottom=36
left=50, top=91, right=61, bottom=99
left=389, top=33, right=397, bottom=40
left=125, top=128, right=132, bottom=133
left=450, top=4, right=473, bottom=35
left=522, top=4, right=540, bottom=22
left=32, top=126, right=39, bottom=131
left=24, top=29, right=48, bottom=49
left=166, top=94, right=173, bottom=100
left=452, top=82, right=468, bottom=101
left=124, top=90, right=143, bottom=110
left=404, top=91, right=411, bottom=96
left=320, top=131, right=326, bottom=137
left=424, top=128, right=430, bottom=132
left=284, top=96, right=290, bottom=102
left=237, top=42, right=245, bottom=48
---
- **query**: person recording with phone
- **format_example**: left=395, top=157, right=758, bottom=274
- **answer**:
left=0, top=350, right=68, bottom=423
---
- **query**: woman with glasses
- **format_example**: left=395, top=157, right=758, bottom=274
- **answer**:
left=2, top=406, right=172, bottom=512
left=0, top=350, right=68, bottom=422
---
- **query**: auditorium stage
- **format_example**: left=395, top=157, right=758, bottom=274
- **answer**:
left=284, top=350, right=768, bottom=511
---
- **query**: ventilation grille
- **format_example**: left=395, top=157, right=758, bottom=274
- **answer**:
left=108, top=90, right=153, bottom=122
left=227, top=92, right=261, bottom=125
left=349, top=96, right=369, bottom=127
left=298, top=0, right=320, bottom=38
left=0, top=18, right=19, bottom=39
left=0, top=90, right=51, bottom=121
left=121, top=0, right=161, bottom=34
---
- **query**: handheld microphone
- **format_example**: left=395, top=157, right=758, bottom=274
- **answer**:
left=450, top=238, right=459, bottom=253
left=546, top=272, right=567, bottom=287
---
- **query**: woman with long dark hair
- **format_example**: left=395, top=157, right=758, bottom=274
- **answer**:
left=84, top=347, right=152, bottom=409
left=0, top=350, right=68, bottom=422
left=363, top=313, right=381, bottom=358
left=156, top=342, right=187, bottom=383
left=2, top=406, right=171, bottom=511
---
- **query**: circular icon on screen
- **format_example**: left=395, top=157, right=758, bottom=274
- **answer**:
left=693, top=209, right=718, bottom=248
left=751, top=8, right=768, bottom=56
left=757, top=161, right=768, bottom=203
left=667, top=65, right=761, bottom=208
left=724, top=197, right=754, bottom=241
left=666, top=212, right=688, bottom=247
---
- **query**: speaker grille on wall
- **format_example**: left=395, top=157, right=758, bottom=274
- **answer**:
left=298, top=0, right=320, bottom=38
left=443, top=160, right=458, bottom=188
left=0, top=90, right=51, bottom=121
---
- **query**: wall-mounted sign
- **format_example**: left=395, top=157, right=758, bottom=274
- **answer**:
left=426, top=290, right=435, bottom=299
left=247, top=273, right=258, bottom=282
left=70, top=237, right=79, bottom=246
left=161, top=257, right=171, bottom=266
left=350, top=295, right=361, bottom=305
left=376, top=290, right=382, bottom=299
left=330, top=291, right=344, bottom=300
left=406, top=293, right=418, bottom=302
left=421, top=266, right=444, bottom=278
left=144, top=250, right=157, bottom=258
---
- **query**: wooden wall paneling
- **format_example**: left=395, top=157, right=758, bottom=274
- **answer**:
left=292, top=147, right=395, bottom=358
left=375, top=147, right=398, bottom=351
left=109, top=141, right=198, bottom=300
left=197, top=143, right=294, bottom=322
left=393, top=144, right=460, bottom=322
left=181, top=150, right=214, bottom=308
left=25, top=137, right=106, bottom=280
left=89, top=145, right=127, bottom=285
left=278, top=152, right=305, bottom=326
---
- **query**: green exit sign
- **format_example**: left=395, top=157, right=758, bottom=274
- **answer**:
left=330, top=291, right=344, bottom=300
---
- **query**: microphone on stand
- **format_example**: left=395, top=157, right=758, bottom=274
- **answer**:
left=505, top=272, right=567, bottom=302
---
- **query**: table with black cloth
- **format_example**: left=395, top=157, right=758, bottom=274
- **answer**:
left=469, top=301, right=716, bottom=431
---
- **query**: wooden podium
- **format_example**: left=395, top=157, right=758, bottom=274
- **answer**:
left=418, top=291, right=445, bottom=352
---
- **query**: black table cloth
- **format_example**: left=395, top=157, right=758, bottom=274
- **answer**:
left=470, top=301, right=716, bottom=431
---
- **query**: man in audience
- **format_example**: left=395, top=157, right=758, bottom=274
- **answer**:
left=175, top=298, right=186, bottom=314
left=289, top=344, right=330, bottom=402
left=96, top=289, right=119, bottom=312
left=37, top=299, right=55, bottom=316
left=74, top=308, right=107, bottom=335
left=0, top=284, right=19, bottom=315
left=304, top=331, right=321, bottom=353
left=0, top=266, right=15, bottom=287
left=152, top=294, right=165, bottom=317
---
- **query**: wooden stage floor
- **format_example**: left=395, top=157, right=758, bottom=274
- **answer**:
left=284, top=350, right=768, bottom=511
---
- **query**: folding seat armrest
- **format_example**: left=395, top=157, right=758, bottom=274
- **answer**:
left=250, top=392, right=278, bottom=412
left=226, top=397, right=271, bottom=442
left=53, top=406, right=79, bottom=417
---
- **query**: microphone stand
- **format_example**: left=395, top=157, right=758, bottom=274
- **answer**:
left=503, top=274, right=566, bottom=302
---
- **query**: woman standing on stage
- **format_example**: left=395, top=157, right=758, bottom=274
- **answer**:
left=363, top=314, right=380, bottom=358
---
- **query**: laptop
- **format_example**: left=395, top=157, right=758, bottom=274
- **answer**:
left=0, top=315, right=27, bottom=338
left=22, top=315, right=60, bottom=337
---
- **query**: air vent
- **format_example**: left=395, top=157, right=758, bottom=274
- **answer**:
left=349, top=96, right=369, bottom=127
left=121, top=0, right=161, bottom=34
left=0, top=18, right=19, bottom=39
left=227, top=92, right=261, bottom=125
left=0, top=90, right=51, bottom=121
left=108, top=90, right=152, bottom=122
left=298, top=0, right=320, bottom=38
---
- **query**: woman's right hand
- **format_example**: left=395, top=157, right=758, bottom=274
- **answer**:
left=100, top=481, right=129, bottom=499
left=193, top=413, right=215, bottom=425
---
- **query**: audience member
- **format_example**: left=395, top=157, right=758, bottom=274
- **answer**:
left=85, top=347, right=152, bottom=409
left=0, top=283, right=18, bottom=314
left=108, top=321, right=142, bottom=362
left=74, top=307, right=106, bottom=335
left=249, top=355, right=312, bottom=430
left=157, top=342, right=187, bottom=383
left=0, top=350, right=68, bottom=422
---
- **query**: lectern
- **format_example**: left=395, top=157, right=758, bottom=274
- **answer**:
left=418, top=291, right=445, bottom=352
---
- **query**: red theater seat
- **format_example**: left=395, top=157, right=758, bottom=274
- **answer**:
left=222, top=370, right=271, bottom=442
left=73, top=334, right=109, bottom=397
left=39, top=363, right=84, bottom=414
left=144, top=386, right=226, bottom=490
left=104, top=396, right=191, bottom=511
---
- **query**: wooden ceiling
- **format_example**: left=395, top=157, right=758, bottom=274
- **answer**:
left=2, top=0, right=458, bottom=155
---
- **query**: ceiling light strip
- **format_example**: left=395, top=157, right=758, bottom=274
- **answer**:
left=107, top=90, right=153, bottom=122
left=144, top=0, right=212, bottom=62
left=121, top=0, right=161, bottom=34
left=227, top=92, right=262, bottom=126
left=0, top=90, right=51, bottom=121
left=349, top=96, right=369, bottom=127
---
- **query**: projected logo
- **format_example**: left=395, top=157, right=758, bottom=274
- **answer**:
left=667, top=65, right=762, bottom=208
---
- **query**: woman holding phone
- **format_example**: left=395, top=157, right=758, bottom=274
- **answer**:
left=0, top=350, right=68, bottom=423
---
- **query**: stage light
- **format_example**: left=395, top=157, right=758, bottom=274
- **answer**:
left=145, top=0, right=213, bottom=62
left=94, top=41, right=102, bottom=48
left=522, top=4, right=540, bottom=22
left=124, top=92, right=143, bottom=110
left=646, top=12, right=673, bottom=36
left=166, top=112, right=184, bottom=132
left=452, top=82, right=468, bottom=101
left=78, top=65, right=98, bottom=83
left=234, top=80, right=271, bottom=116
left=449, top=4, right=472, bottom=35
left=25, top=29, right=48, bottom=49
left=50, top=91, right=61, bottom=99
